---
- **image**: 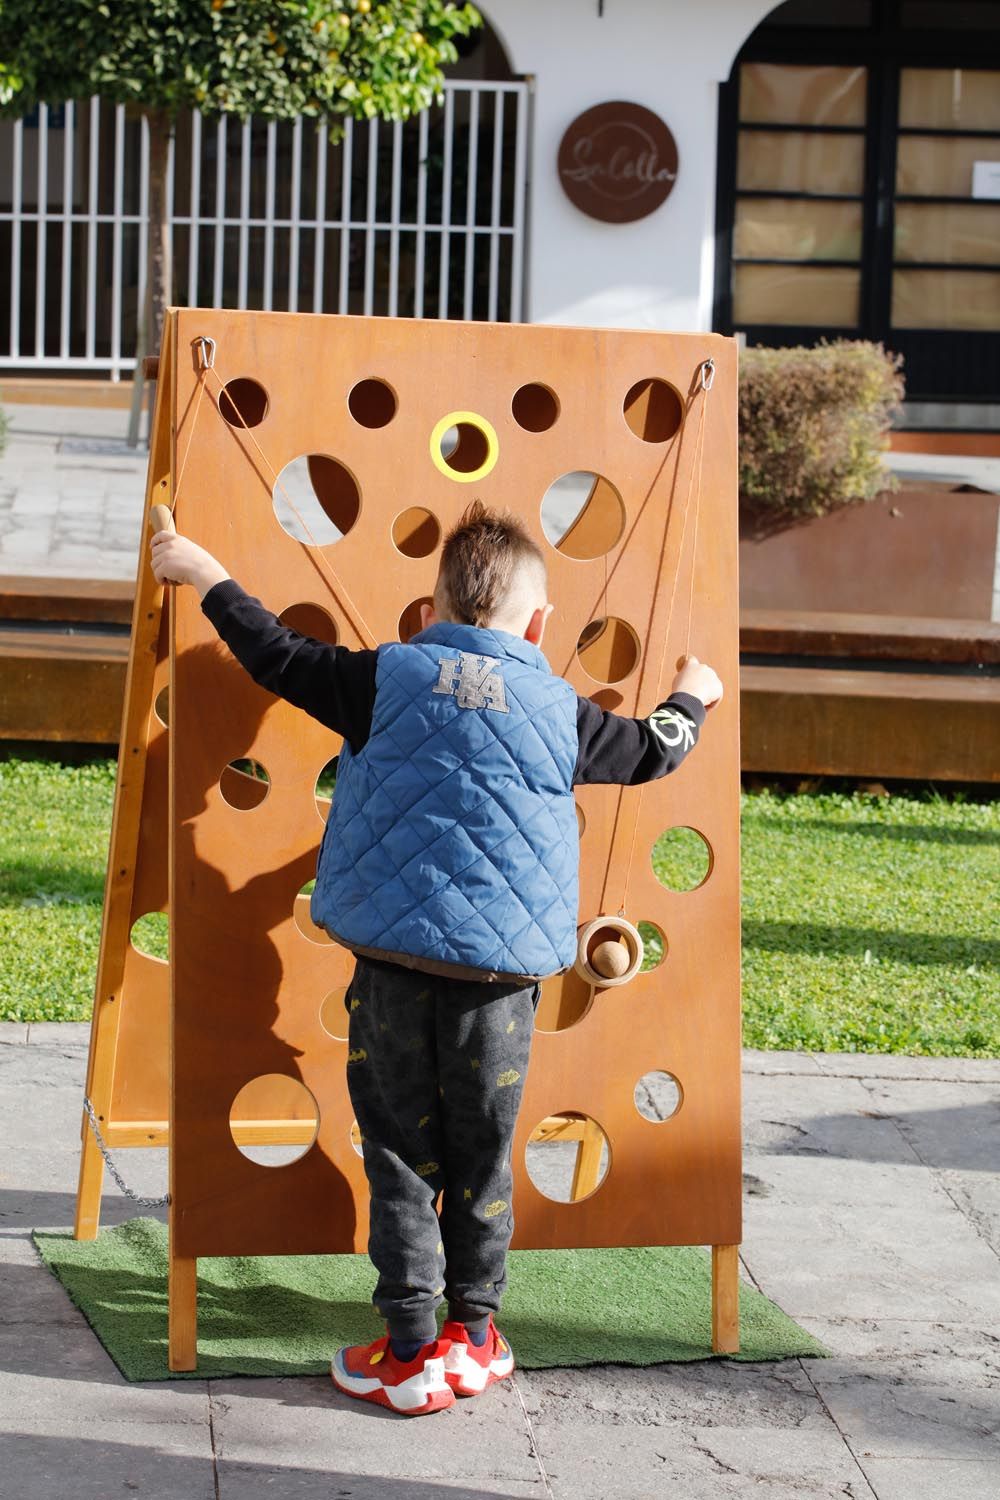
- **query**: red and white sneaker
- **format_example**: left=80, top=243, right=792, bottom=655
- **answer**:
left=441, top=1317, right=515, bottom=1397
left=331, top=1334, right=455, bottom=1415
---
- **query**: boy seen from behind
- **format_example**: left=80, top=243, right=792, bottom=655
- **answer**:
left=151, top=500, right=722, bottom=1416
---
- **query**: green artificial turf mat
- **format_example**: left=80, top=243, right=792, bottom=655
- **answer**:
left=34, top=1217, right=827, bottom=1381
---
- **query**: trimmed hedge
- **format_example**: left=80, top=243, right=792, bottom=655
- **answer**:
left=739, top=340, right=905, bottom=524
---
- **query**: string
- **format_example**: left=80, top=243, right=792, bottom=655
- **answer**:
left=617, top=371, right=712, bottom=919
left=683, top=393, right=709, bottom=656
left=180, top=344, right=378, bottom=649
left=169, top=368, right=209, bottom=515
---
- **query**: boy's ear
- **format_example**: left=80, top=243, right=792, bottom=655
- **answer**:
left=524, top=603, right=553, bottom=646
left=419, top=600, right=438, bottom=631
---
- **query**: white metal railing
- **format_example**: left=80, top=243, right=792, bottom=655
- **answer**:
left=0, top=80, right=530, bottom=379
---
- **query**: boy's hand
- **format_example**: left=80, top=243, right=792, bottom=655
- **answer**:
left=672, top=654, right=723, bottom=711
left=150, top=530, right=230, bottom=599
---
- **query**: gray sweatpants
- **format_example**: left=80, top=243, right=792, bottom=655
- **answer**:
left=344, top=956, right=539, bottom=1343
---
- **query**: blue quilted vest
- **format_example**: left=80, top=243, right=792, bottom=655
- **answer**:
left=310, top=622, right=580, bottom=980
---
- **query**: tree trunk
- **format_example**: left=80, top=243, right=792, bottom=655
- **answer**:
left=126, top=109, right=172, bottom=448
left=146, top=109, right=173, bottom=359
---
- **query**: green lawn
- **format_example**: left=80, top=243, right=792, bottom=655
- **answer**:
left=1, top=758, right=997, bottom=1056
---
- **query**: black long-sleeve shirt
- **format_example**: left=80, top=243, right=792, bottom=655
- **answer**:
left=201, top=580, right=706, bottom=785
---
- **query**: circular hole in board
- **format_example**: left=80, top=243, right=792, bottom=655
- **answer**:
left=348, top=378, right=397, bottom=429
left=431, top=412, right=499, bottom=482
left=218, top=377, right=269, bottom=429
left=349, top=1119, right=364, bottom=1157
left=534, top=967, right=594, bottom=1034
left=634, top=1070, right=683, bottom=1122
left=442, top=423, right=488, bottom=473
left=576, top=617, right=641, bottom=684
left=219, top=758, right=270, bottom=811
left=153, top=687, right=169, bottom=727
left=278, top=602, right=339, bottom=646
left=525, top=1112, right=610, bottom=1203
left=273, top=455, right=360, bottom=545
left=512, top=383, right=560, bottom=433
left=392, top=506, right=441, bottom=559
left=230, top=1074, right=319, bottom=1166
left=129, top=913, right=168, bottom=962
left=294, top=880, right=333, bottom=945
left=540, top=472, right=625, bottom=560
left=638, top=920, right=667, bottom=971
left=575, top=803, right=586, bottom=837
left=398, top=597, right=433, bottom=643
left=651, top=827, right=713, bottom=892
left=623, top=378, right=683, bottom=443
left=319, top=987, right=350, bottom=1042
left=315, top=756, right=339, bottom=822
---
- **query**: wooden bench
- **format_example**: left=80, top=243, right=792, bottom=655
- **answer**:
left=740, top=609, right=999, bottom=782
left=2, top=579, right=997, bottom=779
left=0, top=577, right=130, bottom=742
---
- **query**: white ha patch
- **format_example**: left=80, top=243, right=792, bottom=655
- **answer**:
left=433, top=652, right=510, bottom=713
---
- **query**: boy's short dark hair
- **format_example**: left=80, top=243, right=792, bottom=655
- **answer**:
left=437, top=500, right=547, bottom=627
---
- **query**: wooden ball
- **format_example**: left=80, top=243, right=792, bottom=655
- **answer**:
left=590, top=939, right=630, bottom=980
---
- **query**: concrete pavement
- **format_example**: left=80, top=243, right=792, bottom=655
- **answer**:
left=2, top=1022, right=999, bottom=1499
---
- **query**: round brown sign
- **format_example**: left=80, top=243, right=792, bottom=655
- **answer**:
left=557, top=101, right=679, bottom=224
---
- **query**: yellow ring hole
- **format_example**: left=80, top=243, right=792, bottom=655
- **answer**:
left=430, top=411, right=499, bottom=484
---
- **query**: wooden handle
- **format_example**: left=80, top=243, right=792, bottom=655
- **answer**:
left=150, top=503, right=175, bottom=535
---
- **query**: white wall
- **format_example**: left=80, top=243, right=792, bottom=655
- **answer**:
left=484, top=0, right=780, bottom=330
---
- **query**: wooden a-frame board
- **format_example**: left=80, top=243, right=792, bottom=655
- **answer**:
left=77, top=308, right=742, bottom=1372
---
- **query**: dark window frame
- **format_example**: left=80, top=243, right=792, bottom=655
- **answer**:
left=713, top=0, right=1000, bottom=400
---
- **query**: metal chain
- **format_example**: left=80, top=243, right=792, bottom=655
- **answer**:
left=83, top=1097, right=171, bottom=1208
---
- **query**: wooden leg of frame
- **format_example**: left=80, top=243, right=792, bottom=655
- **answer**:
left=168, top=1252, right=198, bottom=1372
left=570, top=1117, right=605, bottom=1201
left=74, top=1113, right=105, bottom=1241
left=711, top=1244, right=740, bottom=1354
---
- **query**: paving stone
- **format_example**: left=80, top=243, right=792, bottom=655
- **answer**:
left=742, top=1169, right=1000, bottom=1322
left=531, top=1421, right=868, bottom=1500
left=742, top=1050, right=822, bottom=1076
left=856, top=1457, right=1000, bottom=1500
left=0, top=1040, right=87, bottom=1079
left=853, top=1079, right=1000, bottom=1173
left=810, top=1369, right=1000, bottom=1463
left=216, top=1465, right=545, bottom=1500
left=515, top=1360, right=826, bottom=1430
left=0, top=1082, right=90, bottom=1142
left=1, top=528, right=54, bottom=554
left=794, top=1317, right=1000, bottom=1385
left=0, top=1024, right=29, bottom=1045
left=209, top=1376, right=542, bottom=1486
left=815, top=1055, right=1000, bottom=1085
left=0, top=1316, right=178, bottom=1394
left=0, top=1187, right=166, bottom=1235
left=0, top=1254, right=95, bottom=1326
left=741, top=1151, right=936, bottom=1207
left=940, top=1170, right=1000, bottom=1257
left=26, top=1022, right=90, bottom=1047
left=11, top=493, right=61, bottom=515
left=0, top=1431, right=216, bottom=1500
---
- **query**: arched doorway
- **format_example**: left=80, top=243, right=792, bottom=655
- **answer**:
left=714, top=0, right=1000, bottom=407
